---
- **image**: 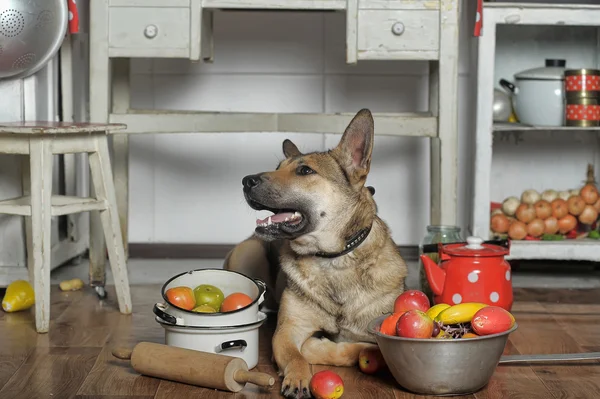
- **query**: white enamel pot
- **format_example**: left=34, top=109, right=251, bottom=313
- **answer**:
left=500, top=59, right=567, bottom=127
left=155, top=311, right=268, bottom=369
left=153, top=268, right=266, bottom=327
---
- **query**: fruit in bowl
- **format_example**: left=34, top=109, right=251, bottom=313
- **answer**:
left=165, top=286, right=196, bottom=311
left=193, top=284, right=225, bottom=310
left=364, top=289, right=518, bottom=395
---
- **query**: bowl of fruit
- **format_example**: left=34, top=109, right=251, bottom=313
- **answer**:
left=367, top=290, right=517, bottom=396
left=153, top=268, right=266, bottom=328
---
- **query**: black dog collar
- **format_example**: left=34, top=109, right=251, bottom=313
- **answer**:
left=314, top=225, right=372, bottom=259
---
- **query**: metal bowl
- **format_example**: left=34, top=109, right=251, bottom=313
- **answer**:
left=367, top=315, right=518, bottom=396
left=0, top=0, right=68, bottom=80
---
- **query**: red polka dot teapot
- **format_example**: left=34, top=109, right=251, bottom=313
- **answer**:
left=420, top=236, right=513, bottom=311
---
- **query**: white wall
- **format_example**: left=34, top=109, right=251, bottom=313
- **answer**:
left=128, top=7, right=478, bottom=247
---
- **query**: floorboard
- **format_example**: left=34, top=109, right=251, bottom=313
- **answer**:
left=0, top=285, right=598, bottom=398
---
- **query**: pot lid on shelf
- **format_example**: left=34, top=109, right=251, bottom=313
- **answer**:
left=515, top=59, right=567, bottom=81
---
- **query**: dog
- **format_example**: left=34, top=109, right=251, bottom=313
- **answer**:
left=224, top=109, right=408, bottom=398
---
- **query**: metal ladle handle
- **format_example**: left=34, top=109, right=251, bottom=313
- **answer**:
left=499, top=352, right=600, bottom=364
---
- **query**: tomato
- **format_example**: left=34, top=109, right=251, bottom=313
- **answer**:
left=379, top=313, right=402, bottom=336
left=165, top=286, right=196, bottom=310
left=220, top=292, right=253, bottom=312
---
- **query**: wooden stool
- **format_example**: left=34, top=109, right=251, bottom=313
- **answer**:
left=0, top=122, right=132, bottom=333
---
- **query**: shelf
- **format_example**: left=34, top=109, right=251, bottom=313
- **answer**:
left=201, top=0, right=440, bottom=11
left=506, top=240, right=600, bottom=262
left=110, top=110, right=438, bottom=137
left=0, top=196, right=106, bottom=217
left=494, top=123, right=600, bottom=132
left=485, top=2, right=600, bottom=11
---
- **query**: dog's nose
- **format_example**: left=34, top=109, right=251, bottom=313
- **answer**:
left=242, top=174, right=261, bottom=191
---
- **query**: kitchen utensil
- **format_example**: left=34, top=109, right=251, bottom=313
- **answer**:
left=0, top=0, right=68, bottom=79
left=420, top=236, right=513, bottom=311
left=566, top=96, right=600, bottom=127
left=112, top=342, right=275, bottom=393
left=419, top=225, right=463, bottom=303
left=565, top=69, right=600, bottom=99
left=154, top=268, right=266, bottom=327
left=155, top=311, right=267, bottom=369
left=493, top=88, right=512, bottom=122
left=500, top=59, right=567, bottom=126
left=367, top=315, right=517, bottom=396
left=499, top=352, right=600, bottom=364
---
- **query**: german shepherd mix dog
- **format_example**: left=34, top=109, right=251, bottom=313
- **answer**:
left=224, top=109, right=408, bottom=398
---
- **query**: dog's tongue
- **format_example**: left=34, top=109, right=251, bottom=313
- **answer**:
left=256, top=212, right=296, bottom=225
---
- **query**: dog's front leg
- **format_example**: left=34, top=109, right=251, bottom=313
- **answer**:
left=272, top=291, right=320, bottom=399
left=301, top=337, right=377, bottom=367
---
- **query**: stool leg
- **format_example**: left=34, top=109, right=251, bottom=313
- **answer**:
left=29, top=138, right=53, bottom=333
left=89, top=135, right=132, bottom=314
left=21, top=156, right=34, bottom=285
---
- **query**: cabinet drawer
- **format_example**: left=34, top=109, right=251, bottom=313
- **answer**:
left=109, top=7, right=191, bottom=57
left=357, top=10, right=439, bottom=60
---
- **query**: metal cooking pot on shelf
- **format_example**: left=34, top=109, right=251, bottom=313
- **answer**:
left=500, top=59, right=567, bottom=127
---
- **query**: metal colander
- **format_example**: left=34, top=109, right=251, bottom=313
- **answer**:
left=0, top=0, right=67, bottom=80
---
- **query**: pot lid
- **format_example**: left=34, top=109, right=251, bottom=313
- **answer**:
left=443, top=237, right=509, bottom=257
left=515, top=59, right=567, bottom=81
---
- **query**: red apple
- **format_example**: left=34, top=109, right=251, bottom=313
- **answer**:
left=309, top=370, right=344, bottom=399
left=393, top=290, right=431, bottom=314
left=358, top=347, right=386, bottom=374
left=395, top=309, right=434, bottom=339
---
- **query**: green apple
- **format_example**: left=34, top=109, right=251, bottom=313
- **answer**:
left=193, top=284, right=224, bottom=311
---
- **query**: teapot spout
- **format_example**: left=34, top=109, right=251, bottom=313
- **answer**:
left=419, top=255, right=446, bottom=296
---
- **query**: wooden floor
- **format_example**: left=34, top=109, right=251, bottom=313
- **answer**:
left=1, top=285, right=599, bottom=399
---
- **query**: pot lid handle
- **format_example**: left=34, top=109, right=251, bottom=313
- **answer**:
left=465, top=236, right=484, bottom=250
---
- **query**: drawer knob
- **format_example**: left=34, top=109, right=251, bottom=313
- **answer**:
left=391, top=22, right=405, bottom=36
left=144, top=25, right=158, bottom=39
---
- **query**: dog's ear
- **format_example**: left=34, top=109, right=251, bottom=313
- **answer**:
left=333, top=109, right=374, bottom=188
left=282, top=139, right=302, bottom=159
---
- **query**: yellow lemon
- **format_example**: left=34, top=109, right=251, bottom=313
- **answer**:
left=2, top=280, right=35, bottom=313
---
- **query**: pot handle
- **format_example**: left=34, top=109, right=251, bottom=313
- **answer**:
left=216, top=339, right=248, bottom=353
left=421, top=239, right=510, bottom=254
left=254, top=278, right=267, bottom=306
left=153, top=303, right=184, bottom=326
left=499, top=79, right=516, bottom=94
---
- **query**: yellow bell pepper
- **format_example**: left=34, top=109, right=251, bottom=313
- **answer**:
left=2, top=280, right=35, bottom=312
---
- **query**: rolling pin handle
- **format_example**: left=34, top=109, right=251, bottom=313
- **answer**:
left=112, top=347, right=134, bottom=360
left=234, top=369, right=275, bottom=388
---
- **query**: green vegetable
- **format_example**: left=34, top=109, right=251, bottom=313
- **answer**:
left=588, top=230, right=600, bottom=240
left=541, top=234, right=565, bottom=241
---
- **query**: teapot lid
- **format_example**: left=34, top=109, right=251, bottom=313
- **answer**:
left=443, top=237, right=509, bottom=257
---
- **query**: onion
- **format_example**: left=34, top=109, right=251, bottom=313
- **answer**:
left=534, top=200, right=552, bottom=220
left=541, top=189, right=558, bottom=203
left=558, top=191, right=571, bottom=201
left=501, top=196, right=521, bottom=216
left=594, top=198, right=600, bottom=213
left=508, top=221, right=527, bottom=240
left=580, top=183, right=599, bottom=205
left=527, top=219, right=545, bottom=238
left=558, top=214, right=577, bottom=234
left=578, top=205, right=599, bottom=225
left=567, top=196, right=586, bottom=216
left=491, top=214, right=510, bottom=234
left=544, top=217, right=559, bottom=235
left=551, top=198, right=569, bottom=219
left=491, top=209, right=504, bottom=216
left=516, top=204, right=536, bottom=223
left=521, top=189, right=541, bottom=205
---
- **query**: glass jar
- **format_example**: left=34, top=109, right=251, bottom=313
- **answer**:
left=418, top=225, right=463, bottom=303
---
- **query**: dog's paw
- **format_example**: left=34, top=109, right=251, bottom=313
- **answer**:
left=281, top=367, right=312, bottom=398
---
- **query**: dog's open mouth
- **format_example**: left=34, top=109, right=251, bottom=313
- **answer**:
left=247, top=198, right=305, bottom=232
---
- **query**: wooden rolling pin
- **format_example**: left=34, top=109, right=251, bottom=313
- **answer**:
left=112, top=342, right=275, bottom=393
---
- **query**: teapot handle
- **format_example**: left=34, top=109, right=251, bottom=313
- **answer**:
left=421, top=239, right=509, bottom=254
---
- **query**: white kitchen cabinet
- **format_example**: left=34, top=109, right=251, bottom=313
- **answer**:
left=473, top=2, right=600, bottom=262
left=89, top=0, right=461, bottom=282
